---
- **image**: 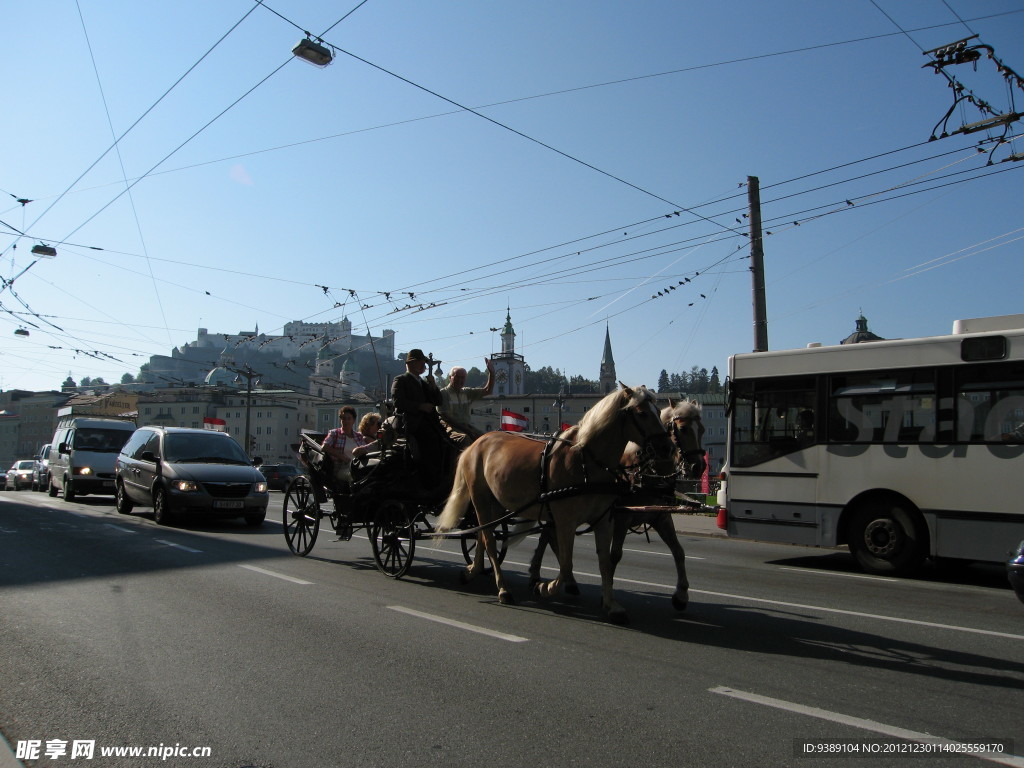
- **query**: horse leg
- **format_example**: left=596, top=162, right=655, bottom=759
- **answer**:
left=460, top=529, right=487, bottom=584
left=609, top=513, right=629, bottom=581
left=593, top=514, right=628, bottom=625
left=538, top=515, right=578, bottom=600
left=481, top=525, right=514, bottom=605
left=527, top=526, right=550, bottom=593
left=529, top=525, right=580, bottom=597
left=652, top=513, right=689, bottom=610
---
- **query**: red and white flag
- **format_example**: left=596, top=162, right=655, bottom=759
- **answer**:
left=203, top=416, right=227, bottom=432
left=500, top=409, right=528, bottom=432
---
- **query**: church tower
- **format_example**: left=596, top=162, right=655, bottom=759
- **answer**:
left=492, top=307, right=526, bottom=396
left=315, top=334, right=334, bottom=376
left=599, top=323, right=617, bottom=394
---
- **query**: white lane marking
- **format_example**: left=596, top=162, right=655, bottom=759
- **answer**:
left=104, top=524, right=136, bottom=534
left=270, top=516, right=1019, bottom=641
left=388, top=606, right=528, bottom=643
left=710, top=687, right=1024, bottom=767
left=496, top=563, right=1024, bottom=641
left=778, top=566, right=897, bottom=582
left=621, top=546, right=706, bottom=560
left=692, top=588, right=1024, bottom=641
left=155, top=539, right=202, bottom=553
left=238, top=564, right=313, bottom=585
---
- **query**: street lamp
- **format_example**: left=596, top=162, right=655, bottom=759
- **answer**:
left=552, top=382, right=567, bottom=433
left=232, top=366, right=262, bottom=456
left=30, top=244, right=57, bottom=258
left=292, top=37, right=333, bottom=66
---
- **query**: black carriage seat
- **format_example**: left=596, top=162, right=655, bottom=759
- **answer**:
left=297, top=433, right=338, bottom=499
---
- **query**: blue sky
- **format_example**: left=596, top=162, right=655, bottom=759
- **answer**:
left=1, top=0, right=1022, bottom=394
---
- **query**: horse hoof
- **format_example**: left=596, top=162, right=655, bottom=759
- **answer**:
left=672, top=593, right=689, bottom=611
left=499, top=590, right=517, bottom=605
left=458, top=569, right=471, bottom=584
left=528, top=577, right=541, bottom=594
left=565, top=582, right=580, bottom=597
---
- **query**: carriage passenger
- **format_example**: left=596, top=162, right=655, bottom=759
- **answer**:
left=321, top=406, right=367, bottom=485
left=438, top=357, right=494, bottom=448
left=358, top=413, right=382, bottom=440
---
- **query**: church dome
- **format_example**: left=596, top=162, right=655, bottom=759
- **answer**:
left=204, top=366, right=237, bottom=386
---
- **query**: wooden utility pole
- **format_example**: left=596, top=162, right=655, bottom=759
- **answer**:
left=748, top=175, right=768, bottom=352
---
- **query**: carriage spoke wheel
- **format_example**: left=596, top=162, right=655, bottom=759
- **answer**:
left=282, top=476, right=321, bottom=556
left=460, top=518, right=509, bottom=569
left=370, top=501, right=415, bottom=578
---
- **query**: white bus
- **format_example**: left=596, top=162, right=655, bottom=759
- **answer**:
left=719, top=314, right=1024, bottom=575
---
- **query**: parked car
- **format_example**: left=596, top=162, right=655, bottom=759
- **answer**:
left=31, top=443, right=52, bottom=492
left=0, top=470, right=7, bottom=490
left=8, top=460, right=36, bottom=491
left=259, top=463, right=302, bottom=491
left=115, top=426, right=269, bottom=526
left=1009, top=541, right=1024, bottom=605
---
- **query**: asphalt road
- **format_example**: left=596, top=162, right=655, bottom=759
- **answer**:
left=1, top=489, right=1022, bottom=768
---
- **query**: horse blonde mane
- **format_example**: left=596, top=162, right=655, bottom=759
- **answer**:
left=573, top=385, right=656, bottom=450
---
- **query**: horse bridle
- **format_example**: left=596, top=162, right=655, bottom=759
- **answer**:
left=670, top=416, right=707, bottom=478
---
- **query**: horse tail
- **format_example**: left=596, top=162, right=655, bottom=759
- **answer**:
left=436, top=457, right=471, bottom=533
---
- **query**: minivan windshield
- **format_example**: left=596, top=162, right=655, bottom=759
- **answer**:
left=73, top=428, right=133, bottom=452
left=164, top=433, right=250, bottom=464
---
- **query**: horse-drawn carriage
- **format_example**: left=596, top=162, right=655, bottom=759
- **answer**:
left=281, top=415, right=503, bottom=577
left=280, top=385, right=712, bottom=624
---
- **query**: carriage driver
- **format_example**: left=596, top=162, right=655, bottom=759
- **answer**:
left=438, top=358, right=494, bottom=448
left=391, top=349, right=449, bottom=489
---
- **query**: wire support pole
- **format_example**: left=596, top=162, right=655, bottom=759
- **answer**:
left=748, top=175, right=769, bottom=353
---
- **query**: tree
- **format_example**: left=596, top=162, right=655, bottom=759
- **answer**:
left=121, top=373, right=136, bottom=384
left=80, top=376, right=92, bottom=387
left=523, top=365, right=565, bottom=393
left=708, top=366, right=722, bottom=394
left=568, top=374, right=599, bottom=394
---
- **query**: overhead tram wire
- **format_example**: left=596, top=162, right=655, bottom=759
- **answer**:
left=35, top=5, right=367, bottom=251
left=10, top=2, right=264, bottom=253
left=255, top=2, right=743, bottom=240
left=75, top=0, right=172, bottom=348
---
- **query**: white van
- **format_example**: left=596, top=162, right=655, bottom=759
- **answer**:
left=48, top=418, right=137, bottom=501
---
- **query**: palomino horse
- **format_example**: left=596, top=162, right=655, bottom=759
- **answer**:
left=527, top=399, right=705, bottom=611
left=436, top=384, right=674, bottom=624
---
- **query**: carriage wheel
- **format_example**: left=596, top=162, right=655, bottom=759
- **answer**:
left=283, top=476, right=321, bottom=556
left=370, top=501, right=416, bottom=578
left=460, top=518, right=509, bottom=567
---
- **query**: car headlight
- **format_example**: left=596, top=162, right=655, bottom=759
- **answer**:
left=77, top=467, right=93, bottom=475
left=172, top=480, right=200, bottom=492
left=254, top=481, right=268, bottom=493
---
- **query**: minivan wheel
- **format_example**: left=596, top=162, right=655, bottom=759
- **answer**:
left=244, top=511, right=266, bottom=527
left=62, top=478, right=76, bottom=502
left=153, top=487, right=174, bottom=525
left=47, top=479, right=58, bottom=497
left=115, top=482, right=134, bottom=515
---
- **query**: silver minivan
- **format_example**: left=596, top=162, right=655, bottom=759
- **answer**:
left=48, top=418, right=137, bottom=500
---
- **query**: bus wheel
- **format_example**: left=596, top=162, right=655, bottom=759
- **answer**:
left=847, top=500, right=925, bottom=576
